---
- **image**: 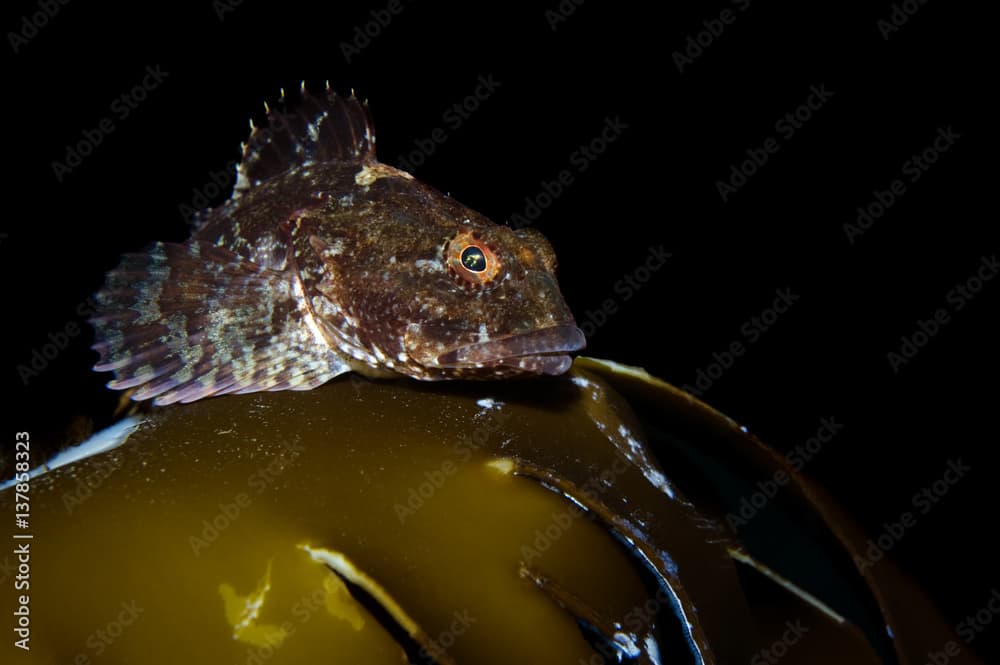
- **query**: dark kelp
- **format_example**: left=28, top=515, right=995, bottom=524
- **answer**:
left=0, top=359, right=981, bottom=664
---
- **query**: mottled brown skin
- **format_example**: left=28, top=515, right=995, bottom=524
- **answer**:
left=90, top=88, right=583, bottom=404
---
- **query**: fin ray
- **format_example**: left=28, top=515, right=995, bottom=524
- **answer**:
left=91, top=241, right=349, bottom=405
left=235, top=88, right=376, bottom=198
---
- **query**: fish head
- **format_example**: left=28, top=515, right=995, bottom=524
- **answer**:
left=307, top=202, right=585, bottom=379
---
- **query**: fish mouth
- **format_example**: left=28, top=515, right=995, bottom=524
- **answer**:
left=435, top=324, right=586, bottom=375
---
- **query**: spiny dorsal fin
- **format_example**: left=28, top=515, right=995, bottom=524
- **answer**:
left=234, top=83, right=376, bottom=198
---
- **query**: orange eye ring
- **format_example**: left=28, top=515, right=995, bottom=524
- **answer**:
left=446, top=231, right=502, bottom=288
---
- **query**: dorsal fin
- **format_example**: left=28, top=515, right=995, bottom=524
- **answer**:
left=234, top=83, right=376, bottom=197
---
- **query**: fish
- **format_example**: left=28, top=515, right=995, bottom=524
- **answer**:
left=89, top=83, right=585, bottom=405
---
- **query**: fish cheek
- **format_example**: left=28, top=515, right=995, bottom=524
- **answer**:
left=305, top=239, right=350, bottom=310
left=302, top=235, right=378, bottom=350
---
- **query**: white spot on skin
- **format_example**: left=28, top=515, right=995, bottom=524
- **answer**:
left=414, top=259, right=444, bottom=273
left=354, top=164, right=378, bottom=186
left=322, top=238, right=345, bottom=256
left=354, top=162, right=414, bottom=186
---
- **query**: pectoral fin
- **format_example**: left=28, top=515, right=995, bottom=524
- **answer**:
left=90, top=241, right=349, bottom=405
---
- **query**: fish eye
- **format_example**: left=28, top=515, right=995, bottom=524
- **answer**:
left=461, top=246, right=487, bottom=272
left=446, top=231, right=502, bottom=288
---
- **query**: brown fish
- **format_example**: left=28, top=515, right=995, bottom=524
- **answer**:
left=90, top=83, right=584, bottom=405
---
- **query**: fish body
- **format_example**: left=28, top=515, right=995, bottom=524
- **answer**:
left=90, top=85, right=584, bottom=405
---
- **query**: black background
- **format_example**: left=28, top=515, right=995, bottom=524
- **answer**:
left=1, top=0, right=994, bottom=660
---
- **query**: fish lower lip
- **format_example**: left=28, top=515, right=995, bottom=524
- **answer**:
left=436, top=324, right=586, bottom=368
left=495, top=354, right=574, bottom=375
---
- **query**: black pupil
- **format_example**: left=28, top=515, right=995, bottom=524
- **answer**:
left=461, top=246, right=487, bottom=272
